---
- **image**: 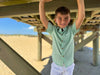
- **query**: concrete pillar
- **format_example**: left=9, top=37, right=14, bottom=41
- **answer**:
left=93, top=31, right=99, bottom=66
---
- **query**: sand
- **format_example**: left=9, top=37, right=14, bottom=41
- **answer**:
left=0, top=35, right=100, bottom=75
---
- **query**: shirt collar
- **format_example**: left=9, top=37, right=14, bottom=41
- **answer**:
left=56, top=26, right=68, bottom=32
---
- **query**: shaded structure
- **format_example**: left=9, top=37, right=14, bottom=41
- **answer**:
left=0, top=0, right=100, bottom=74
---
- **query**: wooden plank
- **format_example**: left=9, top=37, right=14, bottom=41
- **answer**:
left=0, top=38, right=41, bottom=75
left=46, top=15, right=56, bottom=25
left=0, top=0, right=7, bottom=2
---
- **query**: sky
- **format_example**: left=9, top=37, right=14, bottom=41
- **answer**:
left=0, top=18, right=49, bottom=35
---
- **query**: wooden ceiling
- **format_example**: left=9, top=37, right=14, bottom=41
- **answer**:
left=0, top=0, right=100, bottom=33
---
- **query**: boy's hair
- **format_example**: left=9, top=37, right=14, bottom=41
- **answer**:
left=55, top=6, right=70, bottom=16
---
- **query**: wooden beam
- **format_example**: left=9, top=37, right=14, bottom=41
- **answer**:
left=85, top=23, right=100, bottom=25
left=74, top=34, right=84, bottom=42
left=85, top=19, right=100, bottom=24
left=93, top=31, right=99, bottom=66
left=33, top=24, right=100, bottom=32
left=75, top=31, right=98, bottom=52
left=0, top=38, right=41, bottom=75
left=92, top=10, right=100, bottom=16
left=20, top=17, right=36, bottom=21
left=37, top=27, right=42, bottom=61
left=34, top=15, right=41, bottom=24
left=42, top=34, right=52, bottom=45
left=46, top=15, right=56, bottom=25
left=92, top=14, right=100, bottom=18
left=0, top=0, right=40, bottom=6
left=0, top=0, right=100, bottom=18
left=27, top=21, right=39, bottom=24
left=0, top=0, right=7, bottom=3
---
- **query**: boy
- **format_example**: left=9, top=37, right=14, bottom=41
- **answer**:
left=39, top=0, right=85, bottom=75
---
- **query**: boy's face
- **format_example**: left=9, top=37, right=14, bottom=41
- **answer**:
left=55, top=13, right=71, bottom=28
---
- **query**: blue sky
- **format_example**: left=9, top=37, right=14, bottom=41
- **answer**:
left=0, top=18, right=49, bottom=35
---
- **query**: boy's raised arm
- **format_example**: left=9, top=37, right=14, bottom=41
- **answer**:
left=76, top=0, right=85, bottom=29
left=39, top=0, right=52, bottom=29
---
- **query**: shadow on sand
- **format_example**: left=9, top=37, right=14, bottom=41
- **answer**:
left=41, top=56, right=52, bottom=75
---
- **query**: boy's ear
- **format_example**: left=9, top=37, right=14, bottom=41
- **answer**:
left=68, top=17, right=71, bottom=23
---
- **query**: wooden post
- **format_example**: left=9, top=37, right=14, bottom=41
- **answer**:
left=93, top=31, right=99, bottom=66
left=81, top=34, right=84, bottom=51
left=77, top=35, right=79, bottom=44
left=37, top=27, right=42, bottom=61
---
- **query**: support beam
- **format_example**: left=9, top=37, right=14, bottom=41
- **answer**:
left=75, top=31, right=98, bottom=52
left=46, top=15, right=56, bottom=25
left=81, top=25, right=100, bottom=31
left=92, top=10, right=100, bottom=16
left=93, top=31, right=99, bottom=66
left=0, top=38, right=41, bottom=75
left=42, top=34, right=52, bottom=45
left=74, top=34, right=84, bottom=42
left=81, top=34, right=84, bottom=51
left=37, top=27, right=42, bottom=61
left=85, top=19, right=100, bottom=24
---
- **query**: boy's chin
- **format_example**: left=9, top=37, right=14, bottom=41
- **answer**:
left=58, top=25, right=67, bottom=28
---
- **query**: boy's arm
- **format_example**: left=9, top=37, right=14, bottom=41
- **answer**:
left=39, top=0, right=52, bottom=30
left=75, top=0, right=85, bottom=29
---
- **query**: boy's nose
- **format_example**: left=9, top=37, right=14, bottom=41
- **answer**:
left=61, top=21, right=66, bottom=25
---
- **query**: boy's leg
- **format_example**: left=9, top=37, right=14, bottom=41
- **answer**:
left=50, top=62, right=63, bottom=75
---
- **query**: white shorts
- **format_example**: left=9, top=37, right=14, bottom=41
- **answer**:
left=50, top=62, right=75, bottom=75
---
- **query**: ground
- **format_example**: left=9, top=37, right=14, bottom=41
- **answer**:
left=0, top=33, right=100, bottom=75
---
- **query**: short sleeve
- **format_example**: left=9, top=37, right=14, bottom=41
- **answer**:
left=46, top=21, right=55, bottom=35
left=70, top=22, right=80, bottom=35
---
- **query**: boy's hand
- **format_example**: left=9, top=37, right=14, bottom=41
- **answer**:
left=40, top=0, right=52, bottom=3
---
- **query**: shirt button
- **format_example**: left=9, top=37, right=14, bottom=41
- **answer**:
left=61, top=40, right=63, bottom=42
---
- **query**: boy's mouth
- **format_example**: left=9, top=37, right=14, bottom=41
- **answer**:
left=61, top=24, right=66, bottom=25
